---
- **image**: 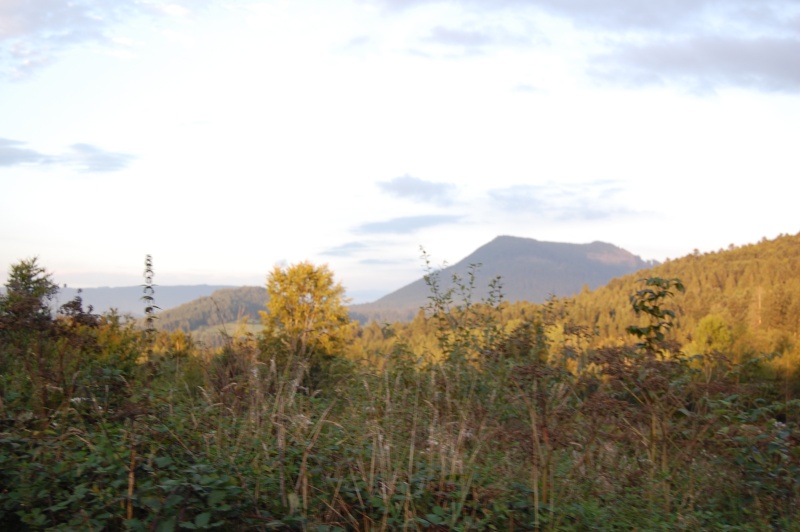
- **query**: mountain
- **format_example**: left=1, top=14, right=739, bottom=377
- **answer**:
left=52, top=285, right=235, bottom=317
left=353, top=233, right=800, bottom=373
left=131, top=236, right=652, bottom=334
left=154, top=286, right=267, bottom=333
left=350, top=236, right=656, bottom=322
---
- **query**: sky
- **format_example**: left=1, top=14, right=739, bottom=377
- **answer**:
left=1, top=0, right=799, bottom=303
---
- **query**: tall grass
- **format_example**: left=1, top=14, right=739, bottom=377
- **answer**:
left=2, top=275, right=800, bottom=530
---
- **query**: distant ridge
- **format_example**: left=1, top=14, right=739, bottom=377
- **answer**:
left=53, top=285, right=235, bottom=317
left=350, top=236, right=656, bottom=322
left=98, top=236, right=654, bottom=333
left=155, top=286, right=266, bottom=333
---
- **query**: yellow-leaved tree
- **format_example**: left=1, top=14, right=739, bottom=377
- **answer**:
left=259, top=261, right=356, bottom=384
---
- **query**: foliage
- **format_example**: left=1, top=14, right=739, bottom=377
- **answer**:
left=259, top=261, right=357, bottom=388
left=142, top=254, right=159, bottom=339
left=0, top=257, right=59, bottom=331
left=2, top=255, right=800, bottom=530
left=570, top=232, right=800, bottom=366
left=420, top=248, right=504, bottom=363
left=155, top=286, right=267, bottom=340
left=625, top=276, right=685, bottom=354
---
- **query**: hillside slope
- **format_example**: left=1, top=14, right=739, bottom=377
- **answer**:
left=353, top=232, right=800, bottom=380
left=51, top=285, right=235, bottom=316
left=155, top=286, right=267, bottom=332
left=351, top=235, right=655, bottom=322
left=567, top=232, right=800, bottom=360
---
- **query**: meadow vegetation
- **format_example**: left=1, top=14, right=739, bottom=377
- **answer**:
left=1, top=250, right=799, bottom=530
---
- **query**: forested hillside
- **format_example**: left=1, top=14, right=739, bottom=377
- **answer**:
left=154, top=286, right=266, bottom=339
left=569, top=233, right=800, bottom=364
left=152, top=233, right=800, bottom=371
left=56, top=285, right=233, bottom=317
left=355, top=232, right=800, bottom=384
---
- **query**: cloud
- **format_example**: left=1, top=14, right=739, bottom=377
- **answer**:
left=592, top=36, right=800, bottom=93
left=359, top=258, right=413, bottom=265
left=373, top=0, right=787, bottom=32
left=321, top=241, right=370, bottom=257
left=377, top=175, right=457, bottom=205
left=489, top=184, right=560, bottom=213
left=489, top=181, right=630, bottom=221
left=369, top=0, right=800, bottom=92
left=0, top=0, right=107, bottom=41
left=538, top=0, right=800, bottom=37
left=426, top=26, right=497, bottom=48
left=576, top=1, right=800, bottom=93
left=356, top=214, right=462, bottom=234
left=513, top=83, right=545, bottom=94
left=0, top=137, right=49, bottom=166
left=423, top=25, right=532, bottom=54
left=0, top=0, right=207, bottom=79
left=0, top=0, right=128, bottom=78
left=0, top=138, right=134, bottom=172
left=531, top=0, right=721, bottom=31
left=67, top=143, right=136, bottom=172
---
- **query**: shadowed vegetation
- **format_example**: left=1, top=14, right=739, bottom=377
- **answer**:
left=2, top=240, right=799, bottom=530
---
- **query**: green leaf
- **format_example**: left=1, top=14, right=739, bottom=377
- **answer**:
left=425, top=513, right=444, bottom=525
left=124, top=518, right=147, bottom=532
left=155, top=456, right=173, bottom=468
left=195, top=512, right=211, bottom=528
left=208, top=489, right=227, bottom=507
left=156, top=516, right=177, bottom=532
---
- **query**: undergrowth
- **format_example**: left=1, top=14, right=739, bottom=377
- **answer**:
left=1, top=259, right=799, bottom=530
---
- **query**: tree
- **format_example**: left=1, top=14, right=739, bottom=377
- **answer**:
left=0, top=257, right=59, bottom=332
left=695, top=314, right=733, bottom=354
left=626, top=277, right=685, bottom=356
left=259, top=261, right=356, bottom=374
left=693, top=313, right=733, bottom=383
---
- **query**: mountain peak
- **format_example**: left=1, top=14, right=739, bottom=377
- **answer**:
left=350, top=235, right=652, bottom=322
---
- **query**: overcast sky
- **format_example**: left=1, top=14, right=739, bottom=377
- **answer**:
left=2, top=0, right=799, bottom=303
